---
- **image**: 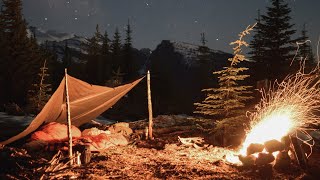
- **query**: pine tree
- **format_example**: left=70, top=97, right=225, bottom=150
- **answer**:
left=111, top=27, right=122, bottom=71
left=40, top=40, right=61, bottom=90
left=27, top=60, right=52, bottom=114
left=62, top=41, right=72, bottom=69
left=249, top=10, right=266, bottom=81
left=0, top=6, right=7, bottom=98
left=297, top=23, right=315, bottom=67
left=86, top=24, right=102, bottom=56
left=94, top=24, right=103, bottom=42
left=0, top=0, right=43, bottom=104
left=105, top=67, right=125, bottom=87
left=196, top=32, right=212, bottom=90
left=101, top=31, right=110, bottom=56
left=124, top=20, right=132, bottom=50
left=194, top=25, right=255, bottom=142
left=259, top=0, right=297, bottom=80
left=197, top=32, right=211, bottom=63
left=123, top=20, right=136, bottom=81
left=101, top=30, right=112, bottom=81
left=84, top=24, right=102, bottom=84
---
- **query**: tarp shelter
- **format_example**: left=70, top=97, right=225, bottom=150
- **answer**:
left=1, top=74, right=144, bottom=145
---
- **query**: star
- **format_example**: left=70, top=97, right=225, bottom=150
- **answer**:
left=44, top=17, right=48, bottom=21
left=145, top=1, right=152, bottom=7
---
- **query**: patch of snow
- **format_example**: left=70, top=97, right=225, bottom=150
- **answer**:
left=170, top=41, right=227, bottom=67
left=29, top=27, right=76, bottom=44
left=0, top=112, right=117, bottom=127
left=0, top=112, right=34, bottom=126
left=94, top=116, right=117, bottom=125
left=171, top=41, right=199, bottom=67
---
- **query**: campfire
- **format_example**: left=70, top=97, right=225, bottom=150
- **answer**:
left=226, top=68, right=320, bottom=168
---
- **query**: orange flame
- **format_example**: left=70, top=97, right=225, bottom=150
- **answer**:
left=225, top=69, right=320, bottom=164
left=239, top=106, right=295, bottom=156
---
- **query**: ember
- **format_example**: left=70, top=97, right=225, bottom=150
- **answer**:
left=226, top=68, right=320, bottom=165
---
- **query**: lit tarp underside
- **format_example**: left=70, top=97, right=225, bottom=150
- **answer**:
left=1, top=75, right=144, bottom=145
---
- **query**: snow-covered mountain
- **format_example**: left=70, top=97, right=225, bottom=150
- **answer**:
left=149, top=40, right=232, bottom=114
left=28, top=27, right=88, bottom=61
left=151, top=40, right=231, bottom=69
left=28, top=27, right=77, bottom=43
left=170, top=40, right=228, bottom=67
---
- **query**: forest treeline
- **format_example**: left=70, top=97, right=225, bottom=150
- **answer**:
left=0, top=0, right=316, bottom=120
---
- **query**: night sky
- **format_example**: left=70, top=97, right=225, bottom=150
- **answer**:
left=22, top=0, right=320, bottom=53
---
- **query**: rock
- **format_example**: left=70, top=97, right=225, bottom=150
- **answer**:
left=247, top=143, right=265, bottom=156
left=84, top=133, right=129, bottom=151
left=264, top=139, right=285, bottom=153
left=255, top=153, right=275, bottom=166
left=274, top=151, right=291, bottom=170
left=281, top=136, right=291, bottom=150
left=82, top=127, right=111, bottom=136
left=239, top=154, right=256, bottom=166
left=108, top=123, right=133, bottom=136
left=113, top=122, right=130, bottom=128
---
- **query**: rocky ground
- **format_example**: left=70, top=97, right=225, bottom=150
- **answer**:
left=0, top=115, right=319, bottom=179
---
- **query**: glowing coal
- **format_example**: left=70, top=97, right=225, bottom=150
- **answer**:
left=225, top=70, right=320, bottom=165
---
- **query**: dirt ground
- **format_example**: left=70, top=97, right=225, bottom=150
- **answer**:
left=1, top=115, right=320, bottom=180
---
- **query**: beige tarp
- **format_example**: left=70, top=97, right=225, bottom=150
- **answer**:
left=1, top=75, right=144, bottom=145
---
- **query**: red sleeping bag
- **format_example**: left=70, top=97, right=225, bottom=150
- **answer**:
left=30, top=122, right=81, bottom=142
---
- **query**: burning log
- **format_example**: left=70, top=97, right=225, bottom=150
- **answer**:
left=246, top=143, right=264, bottom=156
left=290, top=135, right=308, bottom=169
left=281, top=136, right=291, bottom=150
left=264, top=140, right=285, bottom=153
left=238, top=154, right=256, bottom=166
left=255, top=153, right=275, bottom=166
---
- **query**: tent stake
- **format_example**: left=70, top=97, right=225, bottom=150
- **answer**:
left=147, top=70, right=153, bottom=139
left=65, top=69, right=73, bottom=165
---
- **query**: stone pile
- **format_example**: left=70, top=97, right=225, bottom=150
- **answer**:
left=239, top=137, right=291, bottom=169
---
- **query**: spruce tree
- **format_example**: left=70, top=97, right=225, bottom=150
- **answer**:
left=111, top=27, right=123, bottom=82
left=101, top=30, right=110, bottom=56
left=196, top=32, right=212, bottom=90
left=194, top=25, right=255, bottom=142
left=101, top=30, right=112, bottom=81
left=27, top=60, right=52, bottom=114
left=0, top=7, right=6, bottom=97
left=197, top=32, right=211, bottom=63
left=123, top=20, right=136, bottom=81
left=0, top=0, right=43, bottom=104
left=249, top=10, right=266, bottom=81
left=62, top=41, right=72, bottom=69
left=297, top=24, right=315, bottom=67
left=259, top=0, right=297, bottom=80
left=84, top=24, right=102, bottom=84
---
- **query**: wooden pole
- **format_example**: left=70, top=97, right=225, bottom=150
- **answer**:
left=290, top=135, right=308, bottom=169
left=147, top=70, right=153, bottom=139
left=65, top=69, right=73, bottom=165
